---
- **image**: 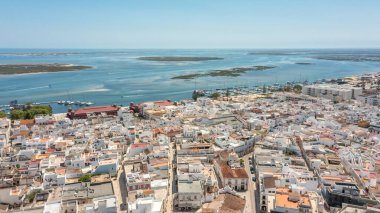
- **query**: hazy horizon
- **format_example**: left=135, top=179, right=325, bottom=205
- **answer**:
left=2, top=48, right=380, bottom=51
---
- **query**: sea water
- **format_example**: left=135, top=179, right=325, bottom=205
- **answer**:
left=0, top=49, right=379, bottom=113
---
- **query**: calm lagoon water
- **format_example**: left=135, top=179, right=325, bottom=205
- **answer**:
left=0, top=49, right=380, bottom=112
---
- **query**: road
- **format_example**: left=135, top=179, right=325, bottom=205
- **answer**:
left=242, top=154, right=257, bottom=213
left=164, top=141, right=176, bottom=213
left=112, top=166, right=128, bottom=212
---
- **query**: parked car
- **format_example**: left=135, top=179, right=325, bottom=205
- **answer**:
left=252, top=176, right=256, bottom=181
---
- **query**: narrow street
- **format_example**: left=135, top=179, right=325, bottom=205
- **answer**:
left=242, top=153, right=257, bottom=213
left=112, top=167, right=127, bottom=212
left=165, top=141, right=176, bottom=213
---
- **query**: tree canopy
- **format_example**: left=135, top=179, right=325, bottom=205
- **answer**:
left=79, top=174, right=92, bottom=182
left=10, top=105, right=52, bottom=120
left=0, top=111, right=6, bottom=118
left=211, top=92, right=221, bottom=100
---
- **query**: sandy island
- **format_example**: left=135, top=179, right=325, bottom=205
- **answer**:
left=172, top=66, right=275, bottom=79
left=0, top=64, right=93, bottom=75
left=137, top=56, right=223, bottom=62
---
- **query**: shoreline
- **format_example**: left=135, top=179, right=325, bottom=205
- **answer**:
left=137, top=56, right=224, bottom=62
left=2, top=71, right=379, bottom=114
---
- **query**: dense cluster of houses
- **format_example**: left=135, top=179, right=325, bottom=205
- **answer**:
left=253, top=93, right=380, bottom=213
left=0, top=85, right=380, bottom=212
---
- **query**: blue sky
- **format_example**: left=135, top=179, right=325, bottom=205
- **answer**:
left=1, top=0, right=380, bottom=49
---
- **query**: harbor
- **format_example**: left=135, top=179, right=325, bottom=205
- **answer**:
left=0, top=74, right=371, bottom=114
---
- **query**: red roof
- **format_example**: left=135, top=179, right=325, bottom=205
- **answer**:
left=369, top=173, right=380, bottom=179
left=20, top=119, right=34, bottom=125
left=130, top=143, right=148, bottom=148
left=29, top=160, right=40, bottom=165
left=219, top=161, right=248, bottom=179
left=47, top=148, right=56, bottom=153
left=154, top=101, right=174, bottom=107
left=153, top=128, right=162, bottom=134
left=74, top=106, right=119, bottom=115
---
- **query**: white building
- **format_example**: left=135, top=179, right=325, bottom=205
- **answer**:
left=92, top=159, right=118, bottom=176
left=128, top=197, right=163, bottom=213
left=357, top=94, right=380, bottom=106
left=302, top=84, right=362, bottom=101
left=175, top=180, right=204, bottom=211
left=0, top=118, right=11, bottom=153
left=85, top=195, right=117, bottom=213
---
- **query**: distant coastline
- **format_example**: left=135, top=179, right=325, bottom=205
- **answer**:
left=0, top=64, right=92, bottom=75
left=0, top=52, right=129, bottom=56
left=172, top=66, right=275, bottom=79
left=137, top=56, right=223, bottom=62
left=314, top=55, right=380, bottom=62
left=295, top=62, right=314, bottom=65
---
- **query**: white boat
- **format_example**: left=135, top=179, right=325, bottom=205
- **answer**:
left=64, top=101, right=74, bottom=105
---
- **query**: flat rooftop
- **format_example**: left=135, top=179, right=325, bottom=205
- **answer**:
left=178, top=180, right=202, bottom=194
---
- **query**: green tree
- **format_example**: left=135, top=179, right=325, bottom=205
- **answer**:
left=10, top=110, right=25, bottom=120
left=79, top=174, right=92, bottom=182
left=26, top=189, right=42, bottom=203
left=284, top=86, right=292, bottom=92
left=0, top=111, right=6, bottom=118
left=293, top=85, right=302, bottom=93
left=240, top=159, right=244, bottom=166
left=211, top=92, right=220, bottom=100
left=10, top=105, right=52, bottom=120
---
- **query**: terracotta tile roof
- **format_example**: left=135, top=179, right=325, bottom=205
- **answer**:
left=74, top=106, right=119, bottom=115
left=20, top=119, right=34, bottom=125
left=154, top=100, right=174, bottom=107
left=219, top=161, right=248, bottom=179
left=202, top=194, right=246, bottom=213
left=130, top=143, right=148, bottom=148
left=55, top=168, right=66, bottom=175
left=47, top=148, right=56, bottom=153
left=219, top=194, right=246, bottom=213
left=32, top=153, right=50, bottom=161
left=275, top=193, right=298, bottom=209
left=153, top=128, right=162, bottom=134
left=275, top=187, right=311, bottom=209
left=263, top=176, right=277, bottom=189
